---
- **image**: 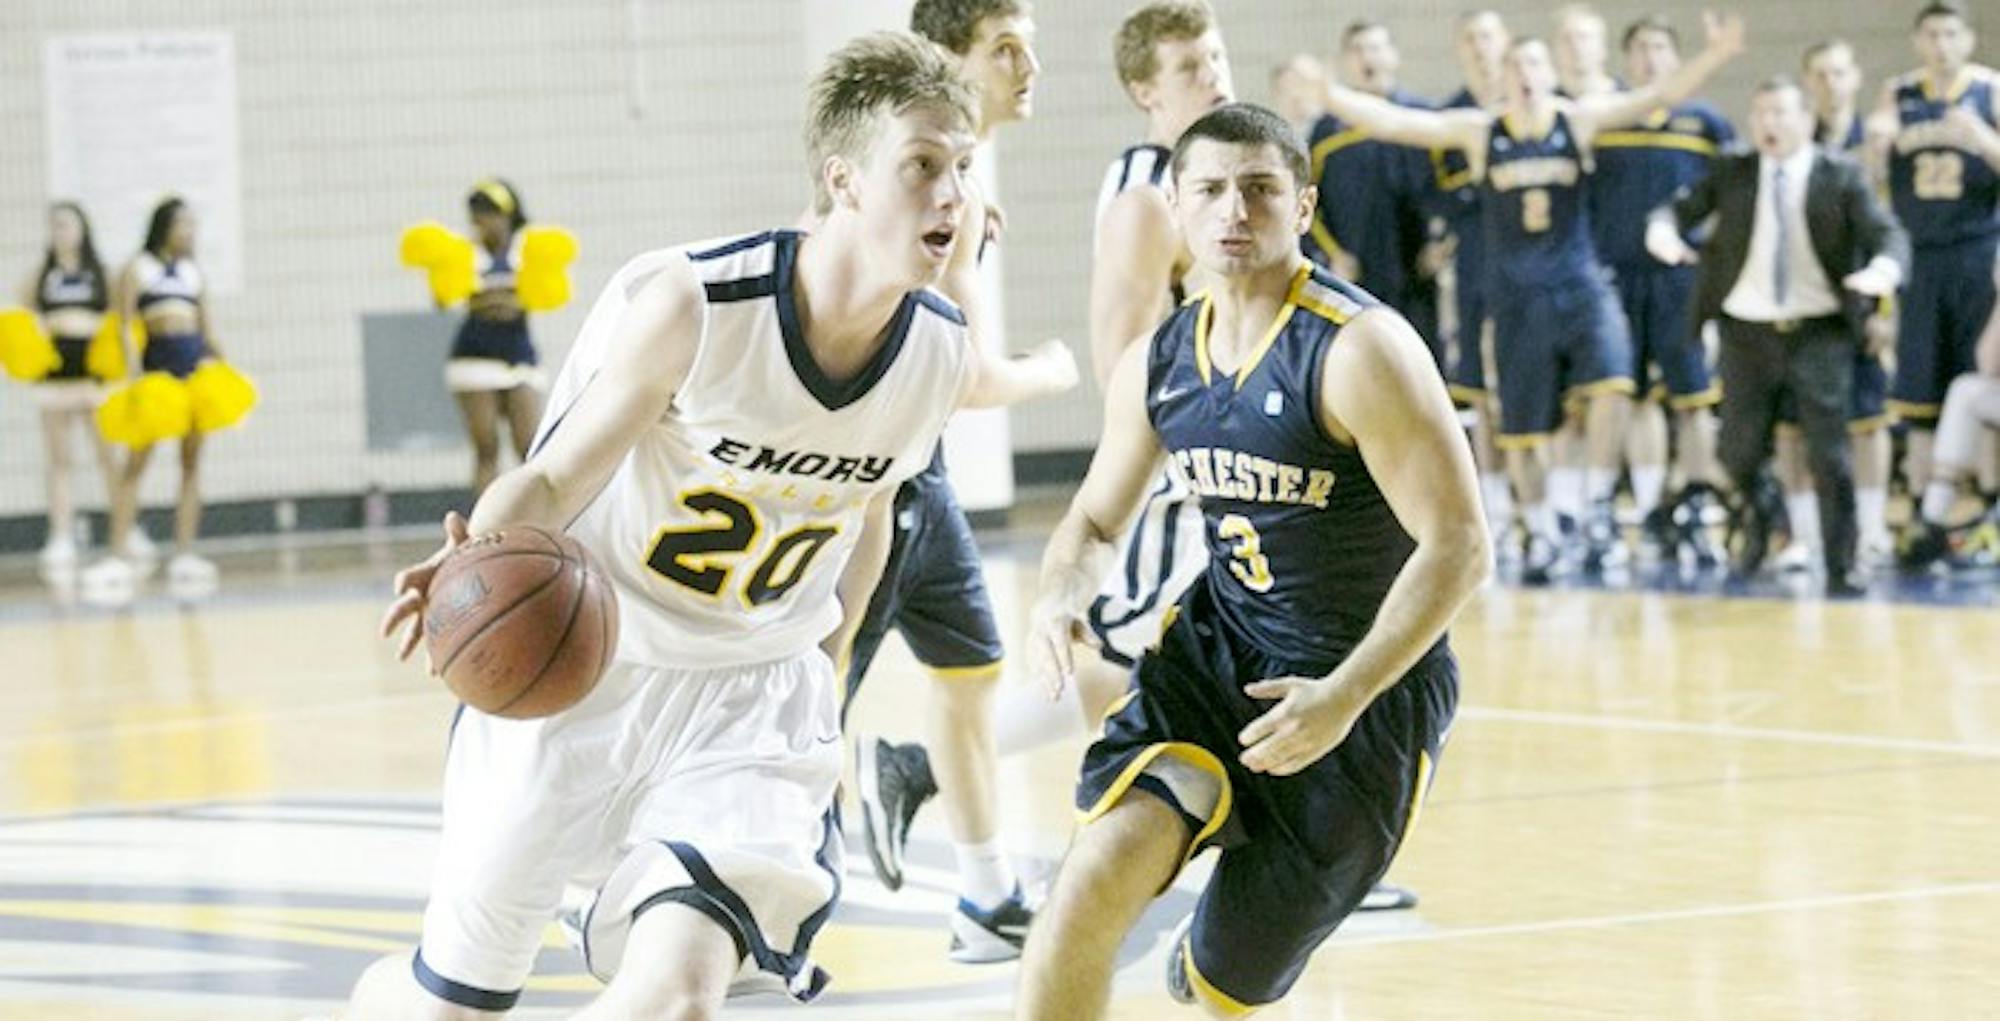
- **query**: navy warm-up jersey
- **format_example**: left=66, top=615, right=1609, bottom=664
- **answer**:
left=1147, top=263, right=1426, bottom=662
left=1589, top=102, right=1734, bottom=266
left=1886, top=71, right=2000, bottom=246
left=1306, top=89, right=1434, bottom=295
left=1816, top=115, right=1865, bottom=153
left=1482, top=110, right=1596, bottom=289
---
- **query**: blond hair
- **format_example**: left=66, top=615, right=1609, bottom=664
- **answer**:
left=1114, top=1, right=1214, bottom=89
left=805, top=32, right=978, bottom=214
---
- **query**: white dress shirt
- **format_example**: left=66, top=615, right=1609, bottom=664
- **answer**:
left=1723, top=145, right=1842, bottom=322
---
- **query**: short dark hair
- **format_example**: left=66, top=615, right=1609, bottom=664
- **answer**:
left=911, top=0, right=1027, bottom=55
left=1621, top=15, right=1678, bottom=54
left=142, top=196, right=189, bottom=257
left=1914, top=2, right=1967, bottom=30
left=1170, top=102, right=1310, bottom=188
left=1341, top=19, right=1387, bottom=48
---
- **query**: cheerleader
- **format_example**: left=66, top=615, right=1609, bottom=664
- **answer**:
left=447, top=179, right=547, bottom=494
left=14, top=203, right=120, bottom=570
left=91, top=198, right=225, bottom=590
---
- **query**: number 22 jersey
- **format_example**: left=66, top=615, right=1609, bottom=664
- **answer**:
left=540, top=230, right=973, bottom=669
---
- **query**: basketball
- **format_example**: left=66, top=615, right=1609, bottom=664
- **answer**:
left=422, top=525, right=619, bottom=718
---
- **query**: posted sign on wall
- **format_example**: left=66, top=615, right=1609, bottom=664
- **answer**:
left=44, top=32, right=245, bottom=293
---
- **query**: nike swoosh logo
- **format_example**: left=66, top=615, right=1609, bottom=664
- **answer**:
left=1155, top=387, right=1187, bottom=403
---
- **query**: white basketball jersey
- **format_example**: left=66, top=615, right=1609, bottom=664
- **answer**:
left=1094, top=143, right=1174, bottom=238
left=540, top=230, right=972, bottom=670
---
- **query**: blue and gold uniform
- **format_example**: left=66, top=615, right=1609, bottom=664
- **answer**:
left=1077, top=264, right=1457, bottom=1010
left=1306, top=91, right=1440, bottom=360
left=1884, top=69, right=2000, bottom=422
left=1482, top=110, right=1635, bottom=445
left=445, top=237, right=542, bottom=392
left=1591, top=101, right=1733, bottom=407
left=35, top=264, right=109, bottom=381
left=1434, top=87, right=1491, bottom=404
left=132, top=252, right=209, bottom=378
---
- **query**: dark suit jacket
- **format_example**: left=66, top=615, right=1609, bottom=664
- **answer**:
left=1659, top=146, right=1910, bottom=337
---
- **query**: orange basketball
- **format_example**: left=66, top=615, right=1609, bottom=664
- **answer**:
left=422, top=525, right=619, bottom=718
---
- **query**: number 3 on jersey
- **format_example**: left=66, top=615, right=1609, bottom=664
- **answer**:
left=646, top=488, right=840, bottom=607
left=1218, top=513, right=1274, bottom=593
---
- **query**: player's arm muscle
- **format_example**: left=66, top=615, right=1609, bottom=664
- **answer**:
left=470, top=257, right=704, bottom=534
left=1088, top=189, right=1177, bottom=387
left=1317, top=310, right=1490, bottom=699
left=824, top=486, right=896, bottom=670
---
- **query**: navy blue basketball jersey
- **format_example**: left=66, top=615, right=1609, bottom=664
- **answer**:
left=1147, top=263, right=1426, bottom=661
left=1482, top=110, right=1596, bottom=289
left=1589, top=102, right=1734, bottom=266
left=1887, top=70, right=2000, bottom=246
left=1815, top=114, right=1865, bottom=154
left=1306, top=90, right=1434, bottom=291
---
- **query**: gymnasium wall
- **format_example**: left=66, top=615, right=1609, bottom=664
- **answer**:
left=0, top=0, right=1932, bottom=520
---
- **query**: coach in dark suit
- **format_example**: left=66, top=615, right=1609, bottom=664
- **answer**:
left=1648, top=74, right=1908, bottom=595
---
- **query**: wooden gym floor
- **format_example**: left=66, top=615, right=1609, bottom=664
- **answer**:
left=0, top=504, right=1995, bottom=1020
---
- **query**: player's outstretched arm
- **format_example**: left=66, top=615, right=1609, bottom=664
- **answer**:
left=1088, top=189, right=1179, bottom=388
left=825, top=486, right=897, bottom=672
left=1320, top=82, right=1489, bottom=153
left=1238, top=310, right=1489, bottom=777
left=1025, top=336, right=1164, bottom=695
left=1575, top=11, right=1745, bottom=140
left=933, top=184, right=1080, bottom=408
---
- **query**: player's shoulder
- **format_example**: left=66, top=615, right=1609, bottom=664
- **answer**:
left=1294, top=263, right=1376, bottom=328
left=1104, top=143, right=1174, bottom=196
left=909, top=287, right=967, bottom=330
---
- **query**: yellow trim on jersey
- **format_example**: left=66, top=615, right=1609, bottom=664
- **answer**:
left=1077, top=741, right=1235, bottom=881
left=1194, top=297, right=1216, bottom=386
left=1564, top=377, right=1639, bottom=401
left=1230, top=304, right=1299, bottom=389
left=1311, top=127, right=1369, bottom=170
left=1432, top=148, right=1476, bottom=191
left=1502, top=109, right=1556, bottom=144
left=1100, top=689, right=1138, bottom=726
left=1185, top=947, right=1259, bottom=1017
left=1447, top=382, right=1488, bottom=403
left=1293, top=269, right=1359, bottom=327
left=643, top=486, right=764, bottom=604
left=1847, top=413, right=1893, bottom=434
left=928, top=660, right=1003, bottom=681
left=1591, top=131, right=1719, bottom=157
left=1921, top=68, right=1974, bottom=105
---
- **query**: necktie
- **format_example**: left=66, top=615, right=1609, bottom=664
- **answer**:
left=1771, top=165, right=1790, bottom=308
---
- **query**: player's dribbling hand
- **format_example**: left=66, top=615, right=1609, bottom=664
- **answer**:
left=1238, top=675, right=1368, bottom=776
left=1025, top=596, right=1087, bottom=700
left=380, top=511, right=472, bottom=666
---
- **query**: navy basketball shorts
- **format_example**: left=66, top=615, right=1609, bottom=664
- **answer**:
left=1892, top=234, right=1999, bottom=425
left=840, top=475, right=1004, bottom=718
left=1614, top=261, right=1715, bottom=409
left=1492, top=271, right=1638, bottom=445
left=1449, top=272, right=1489, bottom=405
left=1074, top=577, right=1458, bottom=1010
left=1781, top=350, right=1891, bottom=432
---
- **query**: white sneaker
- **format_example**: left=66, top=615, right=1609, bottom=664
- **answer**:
left=39, top=534, right=79, bottom=570
left=1772, top=543, right=1816, bottom=574
left=126, top=525, right=159, bottom=563
left=1858, top=534, right=1895, bottom=569
left=168, top=552, right=219, bottom=587
left=80, top=556, right=138, bottom=607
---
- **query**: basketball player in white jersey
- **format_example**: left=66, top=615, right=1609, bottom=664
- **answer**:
left=343, top=33, right=1028, bottom=1019
left=1077, top=0, right=1231, bottom=729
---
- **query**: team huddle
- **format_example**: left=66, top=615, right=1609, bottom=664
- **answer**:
left=339, top=1, right=1997, bottom=1019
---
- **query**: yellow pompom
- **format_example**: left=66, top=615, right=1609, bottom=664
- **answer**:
left=399, top=222, right=477, bottom=307
left=187, top=360, right=259, bottom=433
left=517, top=225, right=578, bottom=312
left=0, top=307, right=60, bottom=382
left=86, top=314, right=128, bottom=380
left=97, top=372, right=195, bottom=448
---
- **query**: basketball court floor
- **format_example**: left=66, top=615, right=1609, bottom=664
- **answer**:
left=1, top=500, right=1996, bottom=1019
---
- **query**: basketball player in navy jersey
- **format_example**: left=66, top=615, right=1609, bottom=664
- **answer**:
left=843, top=0, right=1080, bottom=964
left=1014, top=103, right=1488, bottom=1020
left=1776, top=39, right=1899, bottom=571
left=1318, top=14, right=1745, bottom=583
left=1305, top=21, right=1439, bottom=361
left=1869, top=3, right=2000, bottom=510
left=1590, top=16, right=1733, bottom=565
left=1436, top=10, right=1515, bottom=545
